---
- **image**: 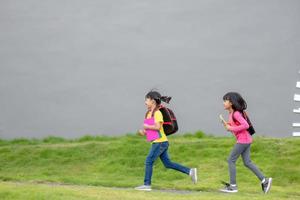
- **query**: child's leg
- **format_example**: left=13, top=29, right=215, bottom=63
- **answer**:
left=228, top=144, right=246, bottom=185
left=241, top=144, right=265, bottom=181
left=144, top=143, right=165, bottom=185
left=159, top=142, right=190, bottom=175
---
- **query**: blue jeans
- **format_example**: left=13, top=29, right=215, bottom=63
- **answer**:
left=144, top=141, right=190, bottom=185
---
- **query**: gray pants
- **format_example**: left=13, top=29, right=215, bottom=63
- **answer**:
left=228, top=143, right=265, bottom=184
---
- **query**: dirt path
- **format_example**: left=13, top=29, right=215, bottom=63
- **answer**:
left=0, top=180, right=201, bottom=194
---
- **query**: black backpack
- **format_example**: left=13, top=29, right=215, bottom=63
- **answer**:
left=232, top=111, right=256, bottom=135
left=146, top=105, right=178, bottom=136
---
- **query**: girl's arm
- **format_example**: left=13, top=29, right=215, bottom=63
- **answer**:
left=228, top=112, right=249, bottom=132
left=144, top=122, right=162, bottom=131
left=144, top=111, right=163, bottom=131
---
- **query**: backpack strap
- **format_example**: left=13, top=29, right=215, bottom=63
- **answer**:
left=232, top=111, right=252, bottom=127
left=232, top=111, right=237, bottom=123
left=232, top=111, right=246, bottom=123
left=232, top=110, right=255, bottom=135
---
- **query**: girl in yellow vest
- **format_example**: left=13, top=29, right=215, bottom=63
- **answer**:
left=135, top=91, right=197, bottom=191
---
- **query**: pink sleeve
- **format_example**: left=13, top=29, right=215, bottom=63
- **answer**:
left=229, top=112, right=249, bottom=132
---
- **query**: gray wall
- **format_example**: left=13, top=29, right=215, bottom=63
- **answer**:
left=0, top=0, right=299, bottom=139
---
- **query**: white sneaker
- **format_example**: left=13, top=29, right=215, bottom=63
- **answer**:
left=261, top=177, right=272, bottom=194
left=220, top=182, right=238, bottom=193
left=134, top=185, right=152, bottom=191
left=189, top=168, right=198, bottom=184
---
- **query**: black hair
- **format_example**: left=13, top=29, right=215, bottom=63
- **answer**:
left=223, top=92, right=247, bottom=112
left=145, top=90, right=172, bottom=105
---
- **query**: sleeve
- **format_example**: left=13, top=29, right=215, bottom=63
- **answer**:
left=229, top=111, right=250, bottom=132
left=154, top=111, right=164, bottom=123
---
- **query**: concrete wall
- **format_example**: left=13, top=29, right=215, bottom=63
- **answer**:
left=0, top=0, right=299, bottom=138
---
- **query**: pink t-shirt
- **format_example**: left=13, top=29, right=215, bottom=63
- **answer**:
left=228, top=111, right=252, bottom=144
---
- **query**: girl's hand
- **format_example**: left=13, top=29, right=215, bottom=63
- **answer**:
left=221, top=120, right=228, bottom=128
left=143, top=124, right=150, bottom=130
left=224, top=123, right=231, bottom=131
left=138, top=129, right=145, bottom=136
left=221, top=120, right=226, bottom=126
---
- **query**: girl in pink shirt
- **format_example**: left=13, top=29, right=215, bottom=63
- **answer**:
left=220, top=92, right=272, bottom=194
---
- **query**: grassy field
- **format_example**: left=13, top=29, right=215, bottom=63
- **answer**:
left=0, top=132, right=299, bottom=199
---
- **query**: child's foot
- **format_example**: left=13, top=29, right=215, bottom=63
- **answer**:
left=134, top=185, right=152, bottom=191
left=261, top=177, right=272, bottom=194
left=189, top=168, right=198, bottom=184
left=219, top=182, right=238, bottom=193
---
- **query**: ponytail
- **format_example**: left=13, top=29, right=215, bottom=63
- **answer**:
left=160, top=96, right=172, bottom=104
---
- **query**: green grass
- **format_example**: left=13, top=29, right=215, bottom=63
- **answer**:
left=0, top=133, right=299, bottom=200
